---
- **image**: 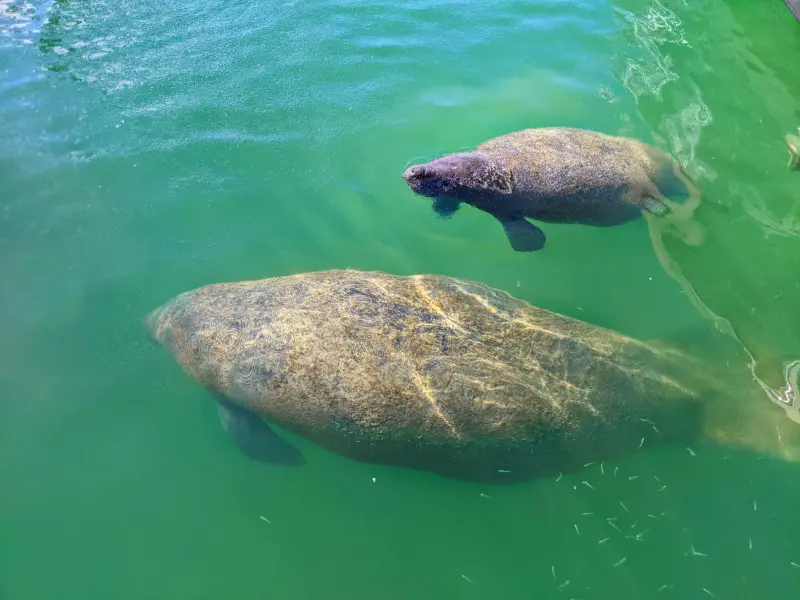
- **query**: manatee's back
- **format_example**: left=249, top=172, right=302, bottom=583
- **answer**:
left=425, top=275, right=708, bottom=448
left=477, top=127, right=668, bottom=201
left=148, top=270, right=706, bottom=482
left=146, top=270, right=481, bottom=433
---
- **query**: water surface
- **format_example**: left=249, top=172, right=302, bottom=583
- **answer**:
left=2, top=0, right=800, bottom=598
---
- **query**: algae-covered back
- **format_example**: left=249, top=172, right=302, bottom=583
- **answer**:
left=475, top=127, right=672, bottom=196
left=148, top=269, right=709, bottom=481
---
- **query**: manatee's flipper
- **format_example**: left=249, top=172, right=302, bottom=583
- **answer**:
left=642, top=181, right=705, bottom=247
left=432, top=195, right=461, bottom=218
left=215, top=397, right=305, bottom=466
left=640, top=195, right=670, bottom=216
left=497, top=215, right=546, bottom=252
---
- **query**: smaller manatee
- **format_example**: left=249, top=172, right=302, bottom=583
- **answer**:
left=402, top=127, right=703, bottom=252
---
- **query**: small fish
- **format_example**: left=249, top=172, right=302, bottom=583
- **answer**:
left=574, top=524, right=581, bottom=536
left=600, top=462, right=605, bottom=475
left=497, top=469, right=511, bottom=473
left=639, top=418, right=655, bottom=425
left=628, top=476, right=639, bottom=480
left=556, top=472, right=563, bottom=482
left=657, top=584, right=671, bottom=592
left=582, top=481, right=595, bottom=490
left=702, top=589, right=714, bottom=597
left=648, top=514, right=660, bottom=521
left=654, top=475, right=661, bottom=483
left=558, top=580, right=570, bottom=589
left=639, top=437, right=645, bottom=449
left=689, top=545, right=707, bottom=557
left=791, top=562, right=800, bottom=569
left=480, top=493, right=491, bottom=499
left=259, top=516, right=271, bottom=524
left=652, top=425, right=661, bottom=435
left=581, top=512, right=594, bottom=516
left=462, top=575, right=473, bottom=583
left=686, top=447, right=696, bottom=457
left=749, top=538, right=753, bottom=550
left=552, top=566, right=557, bottom=579
left=753, top=499, right=757, bottom=512
left=777, top=425, right=783, bottom=443
left=657, top=485, right=667, bottom=492
left=614, top=466, right=619, bottom=478
left=613, top=557, right=627, bottom=567
left=620, top=501, right=630, bottom=514
left=607, top=520, right=621, bottom=532
left=584, top=462, right=595, bottom=468
left=598, top=538, right=610, bottom=544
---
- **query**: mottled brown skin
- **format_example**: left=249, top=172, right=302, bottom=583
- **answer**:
left=146, top=269, right=731, bottom=483
left=402, top=127, right=702, bottom=252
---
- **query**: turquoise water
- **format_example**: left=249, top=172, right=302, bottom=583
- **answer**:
left=2, top=0, right=800, bottom=598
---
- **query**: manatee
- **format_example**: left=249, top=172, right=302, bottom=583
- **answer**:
left=146, top=269, right=800, bottom=484
left=402, top=127, right=703, bottom=252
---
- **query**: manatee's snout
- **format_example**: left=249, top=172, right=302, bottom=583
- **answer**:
left=403, top=162, right=444, bottom=197
left=402, top=164, right=429, bottom=189
left=402, top=164, right=426, bottom=182
left=144, top=306, right=165, bottom=346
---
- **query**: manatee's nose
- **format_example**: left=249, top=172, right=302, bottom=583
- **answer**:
left=402, top=165, right=427, bottom=182
left=144, top=307, right=164, bottom=345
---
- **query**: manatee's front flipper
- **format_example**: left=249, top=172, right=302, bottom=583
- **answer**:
left=497, top=215, right=546, bottom=252
left=215, top=397, right=305, bottom=466
left=432, top=195, right=461, bottom=218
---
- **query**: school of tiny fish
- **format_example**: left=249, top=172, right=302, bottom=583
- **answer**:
left=531, top=440, right=800, bottom=598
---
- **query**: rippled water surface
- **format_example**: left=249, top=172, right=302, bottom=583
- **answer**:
left=2, top=0, right=800, bottom=598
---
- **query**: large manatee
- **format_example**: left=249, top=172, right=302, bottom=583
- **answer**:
left=146, top=269, right=799, bottom=483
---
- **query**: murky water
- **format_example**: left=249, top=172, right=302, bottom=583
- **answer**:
left=2, top=1, right=799, bottom=598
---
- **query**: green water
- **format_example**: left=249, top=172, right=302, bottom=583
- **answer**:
left=2, top=0, right=800, bottom=597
